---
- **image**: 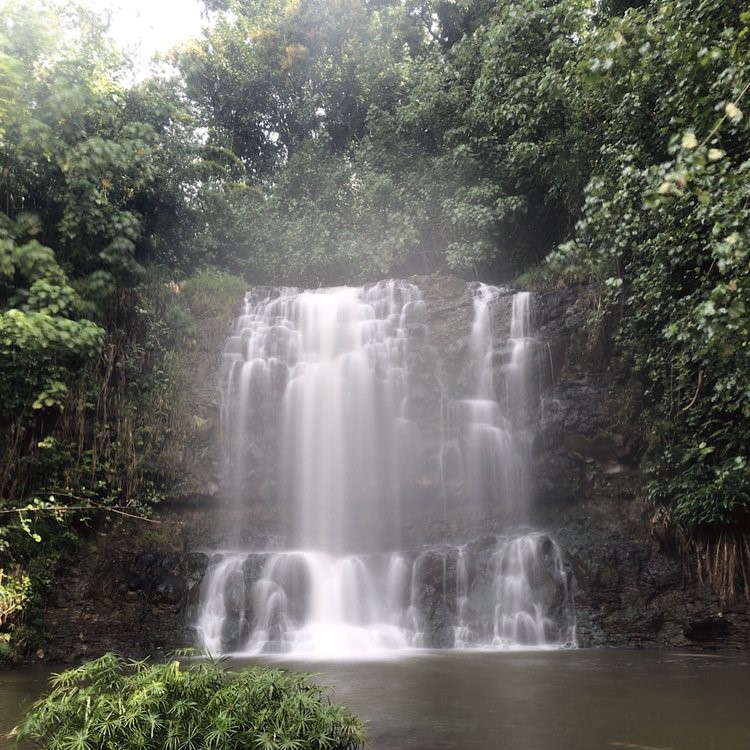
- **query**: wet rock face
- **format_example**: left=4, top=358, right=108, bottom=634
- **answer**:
left=41, top=278, right=750, bottom=656
left=555, top=516, right=750, bottom=649
left=683, top=615, right=732, bottom=642
left=42, top=547, right=209, bottom=662
left=524, top=286, right=750, bottom=648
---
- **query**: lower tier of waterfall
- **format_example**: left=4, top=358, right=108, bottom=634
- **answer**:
left=197, top=532, right=576, bottom=658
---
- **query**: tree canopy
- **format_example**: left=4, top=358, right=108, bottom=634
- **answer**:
left=1, top=0, right=749, bottom=655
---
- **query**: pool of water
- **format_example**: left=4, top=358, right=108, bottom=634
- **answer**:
left=3, top=649, right=749, bottom=750
left=0, top=665, right=52, bottom=747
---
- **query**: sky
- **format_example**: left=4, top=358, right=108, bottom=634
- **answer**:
left=83, top=0, right=206, bottom=69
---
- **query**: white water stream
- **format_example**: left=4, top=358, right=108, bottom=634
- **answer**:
left=197, top=281, right=575, bottom=656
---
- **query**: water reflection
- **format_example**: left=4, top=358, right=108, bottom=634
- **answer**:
left=2, top=651, right=749, bottom=750
left=244, top=650, right=750, bottom=750
left=0, top=666, right=51, bottom=746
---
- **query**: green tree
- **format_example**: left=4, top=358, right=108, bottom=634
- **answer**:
left=0, top=0, right=236, bottom=656
left=547, top=0, right=750, bottom=594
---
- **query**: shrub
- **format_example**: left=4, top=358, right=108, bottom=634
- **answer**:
left=11, top=652, right=366, bottom=750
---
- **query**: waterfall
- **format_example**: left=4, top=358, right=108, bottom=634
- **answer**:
left=439, top=285, right=533, bottom=521
left=196, top=281, right=576, bottom=656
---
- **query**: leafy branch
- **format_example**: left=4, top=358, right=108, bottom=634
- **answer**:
left=0, top=497, right=177, bottom=525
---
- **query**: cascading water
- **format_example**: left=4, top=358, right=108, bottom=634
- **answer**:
left=438, top=285, right=535, bottom=521
left=196, top=281, right=576, bottom=656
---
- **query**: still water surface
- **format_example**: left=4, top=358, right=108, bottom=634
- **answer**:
left=2, top=650, right=749, bottom=750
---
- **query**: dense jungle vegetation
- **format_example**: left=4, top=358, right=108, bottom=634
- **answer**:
left=1, top=0, right=748, bottom=657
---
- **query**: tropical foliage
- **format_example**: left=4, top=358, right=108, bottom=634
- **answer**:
left=547, top=0, right=750, bottom=546
left=0, top=0, right=240, bottom=653
left=12, top=653, right=365, bottom=750
left=1, top=0, right=749, bottom=655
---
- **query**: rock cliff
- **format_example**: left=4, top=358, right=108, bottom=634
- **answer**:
left=41, top=277, right=750, bottom=660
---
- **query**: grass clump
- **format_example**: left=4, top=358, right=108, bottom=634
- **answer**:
left=11, top=652, right=365, bottom=750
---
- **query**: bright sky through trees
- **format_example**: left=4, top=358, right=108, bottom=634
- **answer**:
left=84, top=0, right=204, bottom=68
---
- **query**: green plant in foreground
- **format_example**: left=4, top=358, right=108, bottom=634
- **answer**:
left=11, top=653, right=366, bottom=750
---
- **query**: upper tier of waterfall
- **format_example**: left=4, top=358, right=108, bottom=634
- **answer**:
left=220, top=280, right=423, bottom=553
